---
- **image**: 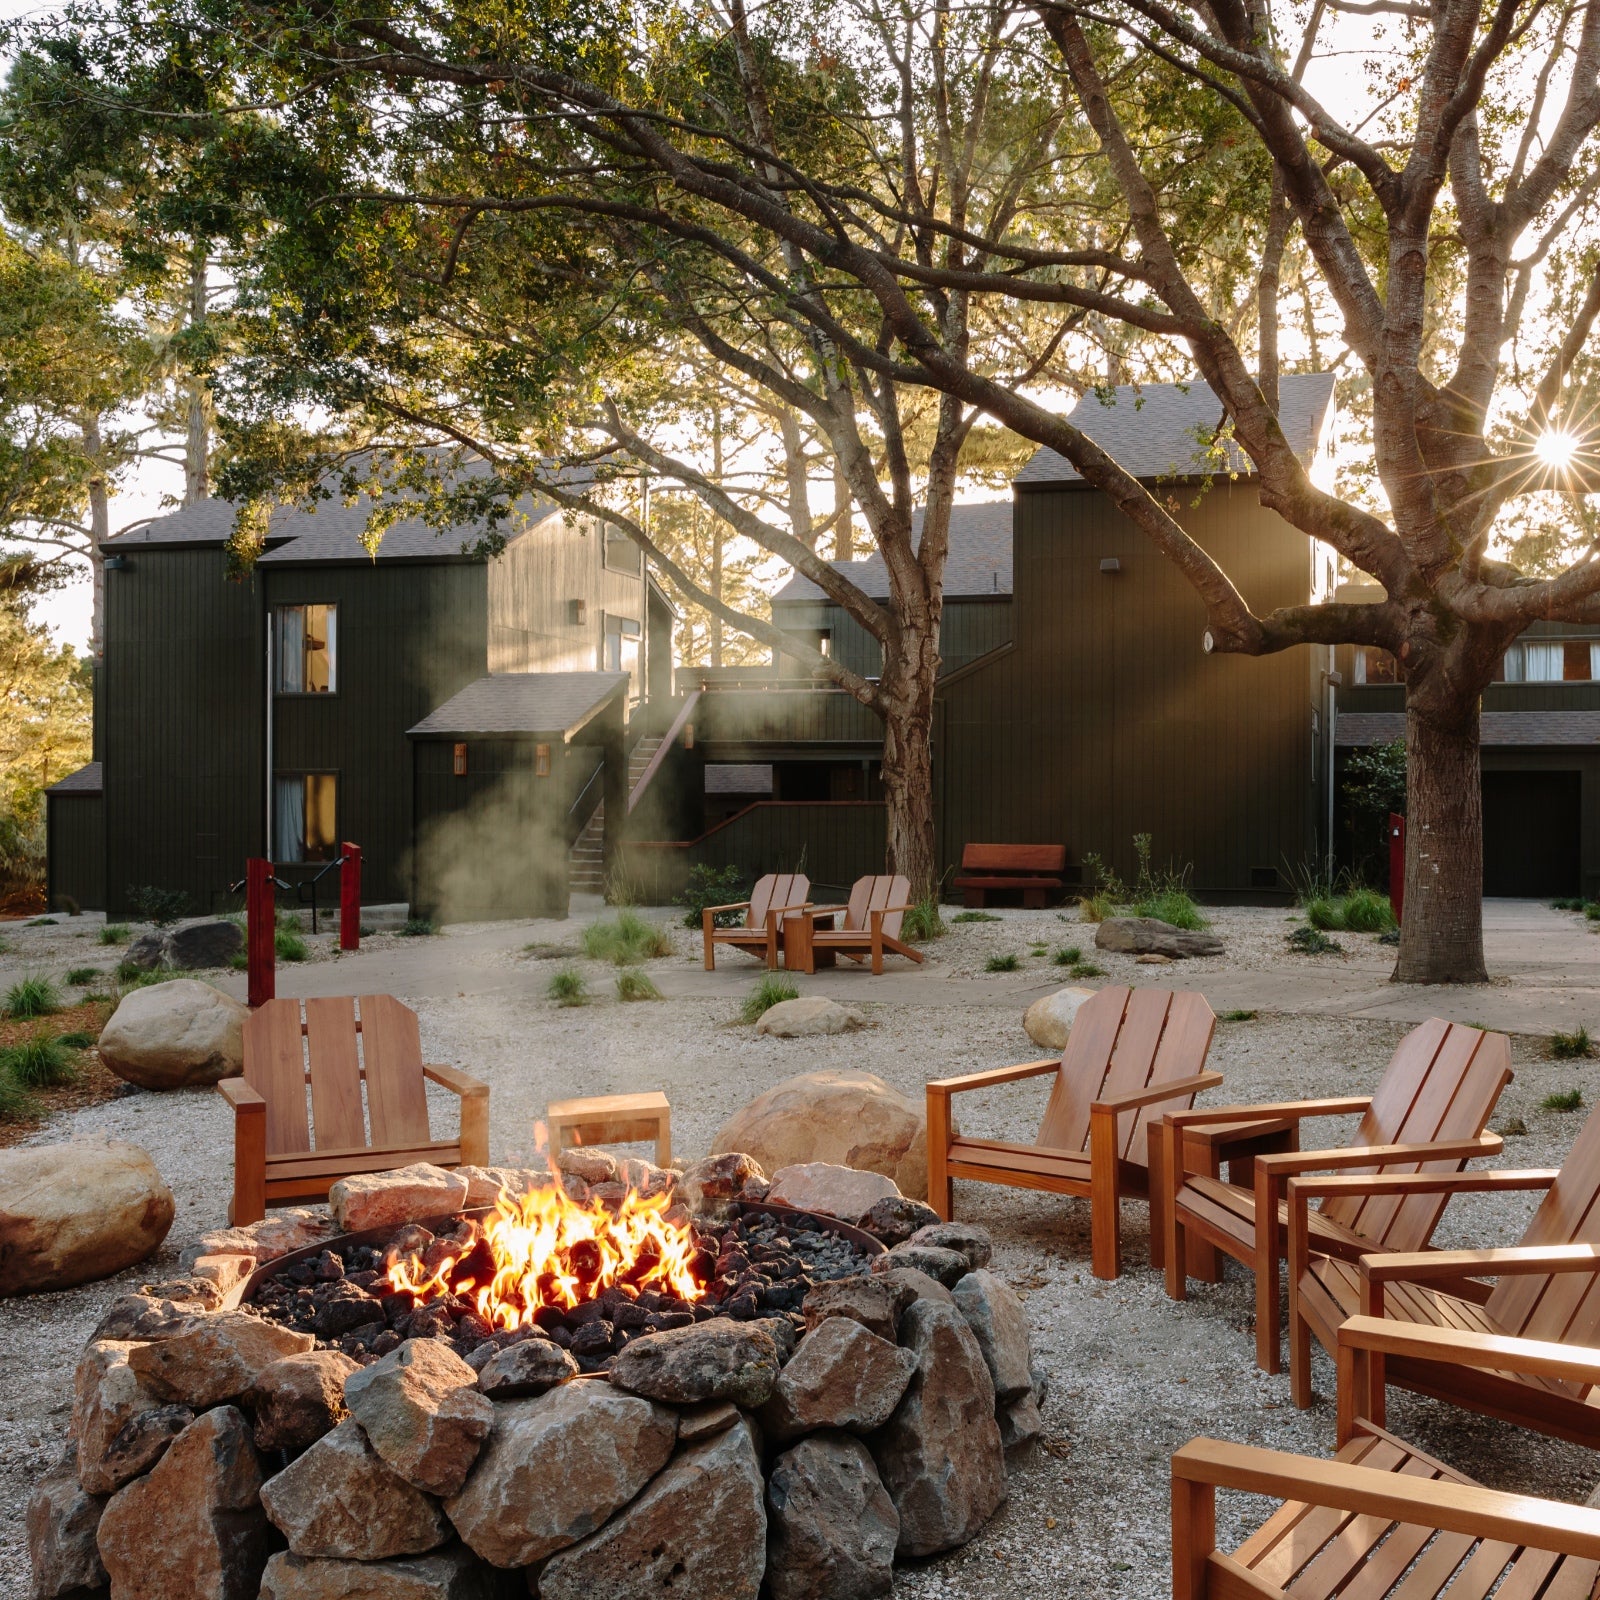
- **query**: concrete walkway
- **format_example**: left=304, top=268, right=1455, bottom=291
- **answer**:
left=208, top=897, right=1596, bottom=1038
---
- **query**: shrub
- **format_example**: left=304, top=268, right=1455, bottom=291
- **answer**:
left=1131, top=887, right=1207, bottom=930
left=583, top=911, right=674, bottom=965
left=399, top=916, right=436, bottom=937
left=25, top=917, right=56, bottom=927
left=1053, top=946, right=1083, bottom=965
left=1543, top=1087, right=1584, bottom=1112
left=275, top=928, right=308, bottom=962
left=82, top=991, right=110, bottom=1005
left=951, top=910, right=1001, bottom=923
left=1030, top=945, right=1048, bottom=957
left=1550, top=1026, right=1593, bottom=1060
left=1552, top=897, right=1585, bottom=911
left=547, top=967, right=589, bottom=1006
left=1585, top=904, right=1600, bottom=923
left=98, top=924, right=131, bottom=946
left=1077, top=892, right=1115, bottom=923
left=1288, top=926, right=1341, bottom=955
left=1305, top=896, right=1344, bottom=931
left=5, top=976, right=60, bottom=1019
left=616, top=968, right=663, bottom=1002
left=64, top=966, right=99, bottom=986
left=1221, top=1009, right=1258, bottom=1022
left=0, top=1069, right=38, bottom=1121
left=902, top=896, right=946, bottom=942
left=1341, top=888, right=1397, bottom=933
left=55, top=1030, right=95, bottom=1050
left=1069, top=960, right=1106, bottom=978
left=126, top=885, right=189, bottom=928
left=741, top=973, right=800, bottom=1024
left=678, top=864, right=754, bottom=929
left=985, top=953, right=1020, bottom=972
left=1, top=1036, right=76, bottom=1088
left=229, top=952, right=248, bottom=970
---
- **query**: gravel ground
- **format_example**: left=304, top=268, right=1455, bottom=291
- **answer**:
left=1, top=906, right=1595, bottom=1596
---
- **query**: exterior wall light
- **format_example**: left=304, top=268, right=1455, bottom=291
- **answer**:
left=453, top=742, right=468, bottom=777
left=535, top=743, right=551, bottom=777
left=1099, top=557, right=1122, bottom=574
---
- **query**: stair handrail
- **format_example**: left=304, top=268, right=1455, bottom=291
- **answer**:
left=565, top=756, right=607, bottom=847
left=627, top=691, right=700, bottom=815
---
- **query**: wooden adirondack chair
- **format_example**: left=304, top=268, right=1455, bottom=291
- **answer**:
left=701, top=873, right=810, bottom=970
left=1157, top=1018, right=1512, bottom=1375
left=1294, top=1101, right=1600, bottom=1446
left=1172, top=1421, right=1600, bottom=1600
left=927, top=986, right=1221, bottom=1279
left=782, top=874, right=923, bottom=975
left=218, top=994, right=490, bottom=1226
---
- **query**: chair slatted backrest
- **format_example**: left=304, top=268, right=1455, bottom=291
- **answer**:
left=747, top=874, right=809, bottom=931
left=1319, top=1020, right=1513, bottom=1251
left=1034, top=987, right=1216, bottom=1161
left=242, top=994, right=431, bottom=1156
left=843, top=874, right=911, bottom=938
left=1488, top=1103, right=1600, bottom=1362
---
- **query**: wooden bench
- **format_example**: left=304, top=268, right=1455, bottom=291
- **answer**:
left=548, top=1091, right=671, bottom=1168
left=952, top=844, right=1067, bottom=908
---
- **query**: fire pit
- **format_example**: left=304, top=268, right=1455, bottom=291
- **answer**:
left=32, top=1155, right=1043, bottom=1600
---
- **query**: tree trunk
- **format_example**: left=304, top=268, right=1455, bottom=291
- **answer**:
left=878, top=669, right=939, bottom=902
left=1394, top=698, right=1488, bottom=983
left=183, top=248, right=210, bottom=506
left=84, top=412, right=109, bottom=663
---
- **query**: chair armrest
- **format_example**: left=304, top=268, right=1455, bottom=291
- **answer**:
left=702, top=901, right=753, bottom=916
left=1361, top=1241, right=1600, bottom=1285
left=217, top=1077, right=265, bottom=1112
left=1337, top=1315, right=1600, bottom=1388
left=423, top=1062, right=489, bottom=1097
left=1256, top=1132, right=1503, bottom=1179
left=1171, top=1437, right=1600, bottom=1560
left=1093, top=1071, right=1223, bottom=1114
left=1285, top=1168, right=1559, bottom=1207
left=1164, top=1096, right=1372, bottom=1130
left=928, top=1058, right=1060, bottom=1095
left=803, top=903, right=849, bottom=916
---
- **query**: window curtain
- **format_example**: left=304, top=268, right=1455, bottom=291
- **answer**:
left=1523, top=642, right=1563, bottom=681
left=276, top=608, right=305, bottom=693
left=320, top=607, right=337, bottom=692
left=275, top=777, right=305, bottom=864
left=1501, top=645, right=1525, bottom=682
left=1590, top=644, right=1600, bottom=680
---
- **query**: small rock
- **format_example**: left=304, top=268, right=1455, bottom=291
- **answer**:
left=90, top=1292, right=203, bottom=1343
left=554, top=1146, right=617, bottom=1185
left=250, top=1209, right=340, bottom=1261
left=607, top=1317, right=780, bottom=1407
left=675, top=1152, right=767, bottom=1218
left=762, top=1317, right=917, bottom=1441
left=260, top=1419, right=451, bottom=1560
left=676, top=1400, right=741, bottom=1443
left=344, top=1338, right=493, bottom=1497
left=187, top=1252, right=255, bottom=1295
left=856, top=1196, right=941, bottom=1246
left=128, top=1312, right=314, bottom=1406
left=1094, top=916, right=1223, bottom=958
left=329, top=1164, right=469, bottom=1233
left=876, top=1242, right=969, bottom=1287
left=907, top=1222, right=992, bottom=1272
left=26, top=1466, right=108, bottom=1599
left=167, top=919, right=246, bottom=969
left=442, top=1383, right=677, bottom=1567
left=96, top=1406, right=270, bottom=1600
left=755, top=997, right=866, bottom=1037
left=97, top=980, right=247, bottom=1088
left=102, top=1402, right=195, bottom=1483
left=475, top=1339, right=577, bottom=1399
left=766, top=1162, right=900, bottom=1222
left=251, top=1350, right=360, bottom=1454
left=260, top=1545, right=500, bottom=1600
left=1136, top=951, right=1174, bottom=965
left=999, top=1391, right=1043, bottom=1452
left=951, top=1269, right=1034, bottom=1402
left=313, top=1280, right=386, bottom=1338
left=872, top=1266, right=954, bottom=1306
left=538, top=1419, right=766, bottom=1600
left=1031, top=1360, right=1050, bottom=1409
left=766, top=1433, right=898, bottom=1600
left=123, top=931, right=168, bottom=971
left=455, top=1165, right=543, bottom=1208
left=1021, top=986, right=1097, bottom=1051
left=74, top=1340, right=167, bottom=1494
left=802, top=1274, right=915, bottom=1341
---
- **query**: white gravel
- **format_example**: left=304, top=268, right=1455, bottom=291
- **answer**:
left=0, top=905, right=1593, bottom=1596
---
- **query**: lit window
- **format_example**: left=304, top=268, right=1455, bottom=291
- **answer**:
left=274, top=774, right=337, bottom=863
left=274, top=604, right=338, bottom=693
left=1499, top=640, right=1600, bottom=682
left=1353, top=646, right=1400, bottom=684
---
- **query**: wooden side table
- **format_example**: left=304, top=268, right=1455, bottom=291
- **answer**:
left=782, top=912, right=836, bottom=974
left=547, top=1091, right=672, bottom=1168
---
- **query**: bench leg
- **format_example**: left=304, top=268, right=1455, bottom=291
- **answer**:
left=654, top=1113, right=671, bottom=1170
left=1023, top=888, right=1046, bottom=909
left=962, top=889, right=983, bottom=908
left=702, top=911, right=716, bottom=971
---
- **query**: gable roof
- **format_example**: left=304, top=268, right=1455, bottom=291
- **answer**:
left=772, top=500, right=1013, bottom=604
left=1014, top=374, right=1336, bottom=488
left=46, top=762, right=102, bottom=796
left=408, top=672, right=629, bottom=738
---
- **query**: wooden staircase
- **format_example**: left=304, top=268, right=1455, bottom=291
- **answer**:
left=568, top=734, right=663, bottom=894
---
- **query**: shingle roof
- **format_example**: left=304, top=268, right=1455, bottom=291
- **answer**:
left=45, top=762, right=102, bottom=796
left=1014, top=374, right=1337, bottom=487
left=408, top=673, right=629, bottom=737
left=772, top=501, right=1013, bottom=604
left=705, top=763, right=774, bottom=795
left=1337, top=711, right=1600, bottom=747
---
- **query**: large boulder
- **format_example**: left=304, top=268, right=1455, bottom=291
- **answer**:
left=607, top=1317, right=780, bottom=1407
left=869, top=1300, right=1006, bottom=1558
left=0, top=1138, right=174, bottom=1294
left=1094, top=917, right=1223, bottom=958
left=27, top=1464, right=109, bottom=1599
left=128, top=1312, right=314, bottom=1407
left=712, top=1069, right=945, bottom=1201
left=261, top=1419, right=451, bottom=1561
left=1021, top=986, right=1096, bottom=1051
left=330, top=1164, right=470, bottom=1233
left=167, top=919, right=245, bottom=969
left=98, top=979, right=247, bottom=1088
left=260, top=1546, right=501, bottom=1600
left=766, top=1433, right=899, bottom=1600
left=761, top=1316, right=918, bottom=1441
left=538, top=1419, right=767, bottom=1600
left=755, top=998, right=866, bottom=1038
left=96, top=1406, right=271, bottom=1600
left=442, top=1383, right=677, bottom=1568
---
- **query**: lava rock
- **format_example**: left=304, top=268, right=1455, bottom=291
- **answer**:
left=999, top=1391, right=1043, bottom=1452
left=1094, top=916, right=1223, bottom=958
left=869, top=1300, right=1006, bottom=1557
left=766, top=1432, right=899, bottom=1600
left=951, top=1268, right=1033, bottom=1402
left=259, top=1544, right=503, bottom=1600
left=313, top=1280, right=386, bottom=1338
left=765, top=1162, right=901, bottom=1222
left=97, top=980, right=247, bottom=1088
left=607, top=1316, right=780, bottom=1407
left=97, top=1406, right=270, bottom=1600
left=330, top=1164, right=470, bottom=1233
left=250, top=1350, right=360, bottom=1454
left=475, top=1337, right=577, bottom=1399
left=907, top=1222, right=992, bottom=1272
left=538, top=1418, right=766, bottom=1600
left=128, top=1311, right=314, bottom=1406
left=442, top=1383, right=677, bottom=1567
left=802, top=1274, right=915, bottom=1341
left=344, top=1338, right=494, bottom=1497
left=876, top=1242, right=969, bottom=1287
left=261, top=1419, right=451, bottom=1560
left=856, top=1196, right=941, bottom=1246
left=26, top=1464, right=108, bottom=1599
left=73, top=1339, right=168, bottom=1494
left=763, top=1316, right=918, bottom=1441
left=167, top=919, right=246, bottom=970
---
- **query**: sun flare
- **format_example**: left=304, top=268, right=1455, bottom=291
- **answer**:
left=1535, top=430, right=1581, bottom=469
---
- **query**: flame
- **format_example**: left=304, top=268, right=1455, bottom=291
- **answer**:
left=382, top=1178, right=706, bottom=1331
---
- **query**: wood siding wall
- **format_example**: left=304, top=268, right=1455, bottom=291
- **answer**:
left=770, top=596, right=1013, bottom=680
left=46, top=794, right=104, bottom=912
left=696, top=688, right=884, bottom=754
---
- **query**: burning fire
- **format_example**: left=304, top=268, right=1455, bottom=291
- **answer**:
left=382, top=1178, right=707, bottom=1331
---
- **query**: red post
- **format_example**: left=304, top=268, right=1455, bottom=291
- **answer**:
left=247, top=858, right=276, bottom=1009
left=340, top=842, right=362, bottom=952
left=1388, top=814, right=1406, bottom=927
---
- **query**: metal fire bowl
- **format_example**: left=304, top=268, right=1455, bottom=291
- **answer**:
left=238, top=1197, right=884, bottom=1306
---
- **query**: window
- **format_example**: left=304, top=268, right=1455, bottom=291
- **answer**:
left=274, top=774, right=338, bottom=863
left=1353, top=646, right=1401, bottom=684
left=603, top=530, right=642, bottom=576
left=274, top=604, right=338, bottom=693
left=1498, top=640, right=1600, bottom=682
